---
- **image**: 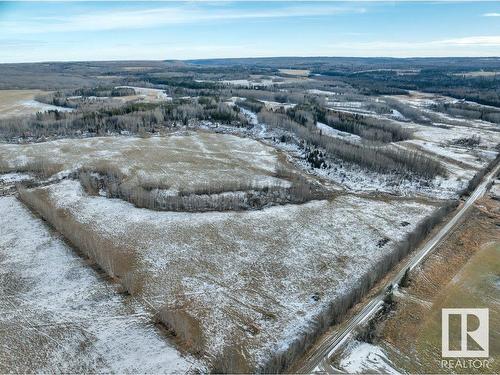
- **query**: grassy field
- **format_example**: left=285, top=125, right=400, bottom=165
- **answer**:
left=412, top=241, right=499, bottom=373
left=278, top=69, right=310, bottom=76
left=0, top=132, right=291, bottom=190
left=0, top=89, right=74, bottom=118
left=2, top=130, right=448, bottom=371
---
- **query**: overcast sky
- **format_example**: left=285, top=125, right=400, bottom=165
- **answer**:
left=1, top=1, right=500, bottom=63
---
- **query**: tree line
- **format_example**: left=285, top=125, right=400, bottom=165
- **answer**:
left=258, top=108, right=445, bottom=179
left=77, top=164, right=322, bottom=212
left=0, top=97, right=248, bottom=141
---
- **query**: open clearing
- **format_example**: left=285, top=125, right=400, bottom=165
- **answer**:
left=114, top=86, right=171, bottom=103
left=0, top=90, right=72, bottom=118
left=278, top=69, right=310, bottom=77
left=0, top=132, right=290, bottom=191
left=0, top=196, right=203, bottom=373
left=452, top=71, right=499, bottom=78
left=20, top=177, right=436, bottom=371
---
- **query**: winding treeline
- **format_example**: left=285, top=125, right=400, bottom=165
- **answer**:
left=258, top=109, right=445, bottom=179
left=77, top=166, right=321, bottom=212
left=431, top=101, right=500, bottom=125
left=322, top=111, right=411, bottom=142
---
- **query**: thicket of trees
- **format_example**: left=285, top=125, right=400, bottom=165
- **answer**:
left=77, top=165, right=320, bottom=212
left=382, top=97, right=432, bottom=124
left=146, top=76, right=221, bottom=90
left=449, top=135, right=481, bottom=148
left=258, top=109, right=445, bottom=179
left=322, top=110, right=411, bottom=142
left=431, top=101, right=500, bottom=125
left=461, top=153, right=500, bottom=196
left=338, top=70, right=500, bottom=107
left=229, top=88, right=307, bottom=105
left=0, top=97, right=247, bottom=140
left=35, top=87, right=137, bottom=109
left=235, top=98, right=264, bottom=113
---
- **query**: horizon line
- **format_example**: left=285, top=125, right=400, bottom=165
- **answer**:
left=2, top=55, right=500, bottom=65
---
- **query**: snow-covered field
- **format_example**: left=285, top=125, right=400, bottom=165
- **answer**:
left=307, top=89, right=341, bottom=97
left=0, top=90, right=73, bottom=118
left=21, top=179, right=436, bottom=371
left=0, top=196, right=203, bottom=373
left=0, top=132, right=289, bottom=190
left=278, top=69, right=310, bottom=77
left=378, top=96, right=500, bottom=197
left=260, top=99, right=296, bottom=111
left=316, top=122, right=361, bottom=143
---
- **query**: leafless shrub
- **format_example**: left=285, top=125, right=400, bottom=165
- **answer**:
left=0, top=157, right=9, bottom=173
left=449, top=135, right=481, bottom=148
left=18, top=186, right=139, bottom=280
left=0, top=157, right=63, bottom=178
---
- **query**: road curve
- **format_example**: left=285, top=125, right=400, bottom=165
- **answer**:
left=296, top=162, right=500, bottom=374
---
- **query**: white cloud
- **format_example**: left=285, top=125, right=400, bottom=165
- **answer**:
left=439, top=35, right=500, bottom=46
left=0, top=4, right=366, bottom=34
left=483, top=13, right=500, bottom=17
left=324, top=36, right=500, bottom=57
left=326, top=36, right=500, bottom=49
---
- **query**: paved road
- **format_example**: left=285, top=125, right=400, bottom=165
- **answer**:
left=297, top=162, right=500, bottom=374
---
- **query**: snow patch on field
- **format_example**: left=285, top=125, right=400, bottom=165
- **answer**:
left=405, top=139, right=490, bottom=170
left=307, top=89, right=341, bottom=97
left=260, top=100, right=296, bottom=110
left=20, top=100, right=73, bottom=113
left=316, top=122, right=361, bottom=143
left=338, top=340, right=399, bottom=374
left=0, top=172, right=31, bottom=184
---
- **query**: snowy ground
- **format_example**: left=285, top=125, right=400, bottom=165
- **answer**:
left=0, top=196, right=203, bottom=373
left=336, top=340, right=400, bottom=374
left=0, top=172, right=33, bottom=195
left=307, top=89, right=341, bottom=97
left=200, top=75, right=310, bottom=88
left=380, top=95, right=500, bottom=197
left=24, top=179, right=436, bottom=371
left=0, top=132, right=289, bottom=191
left=316, top=122, right=361, bottom=143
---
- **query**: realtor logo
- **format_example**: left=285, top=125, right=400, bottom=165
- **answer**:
left=442, top=308, right=489, bottom=358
